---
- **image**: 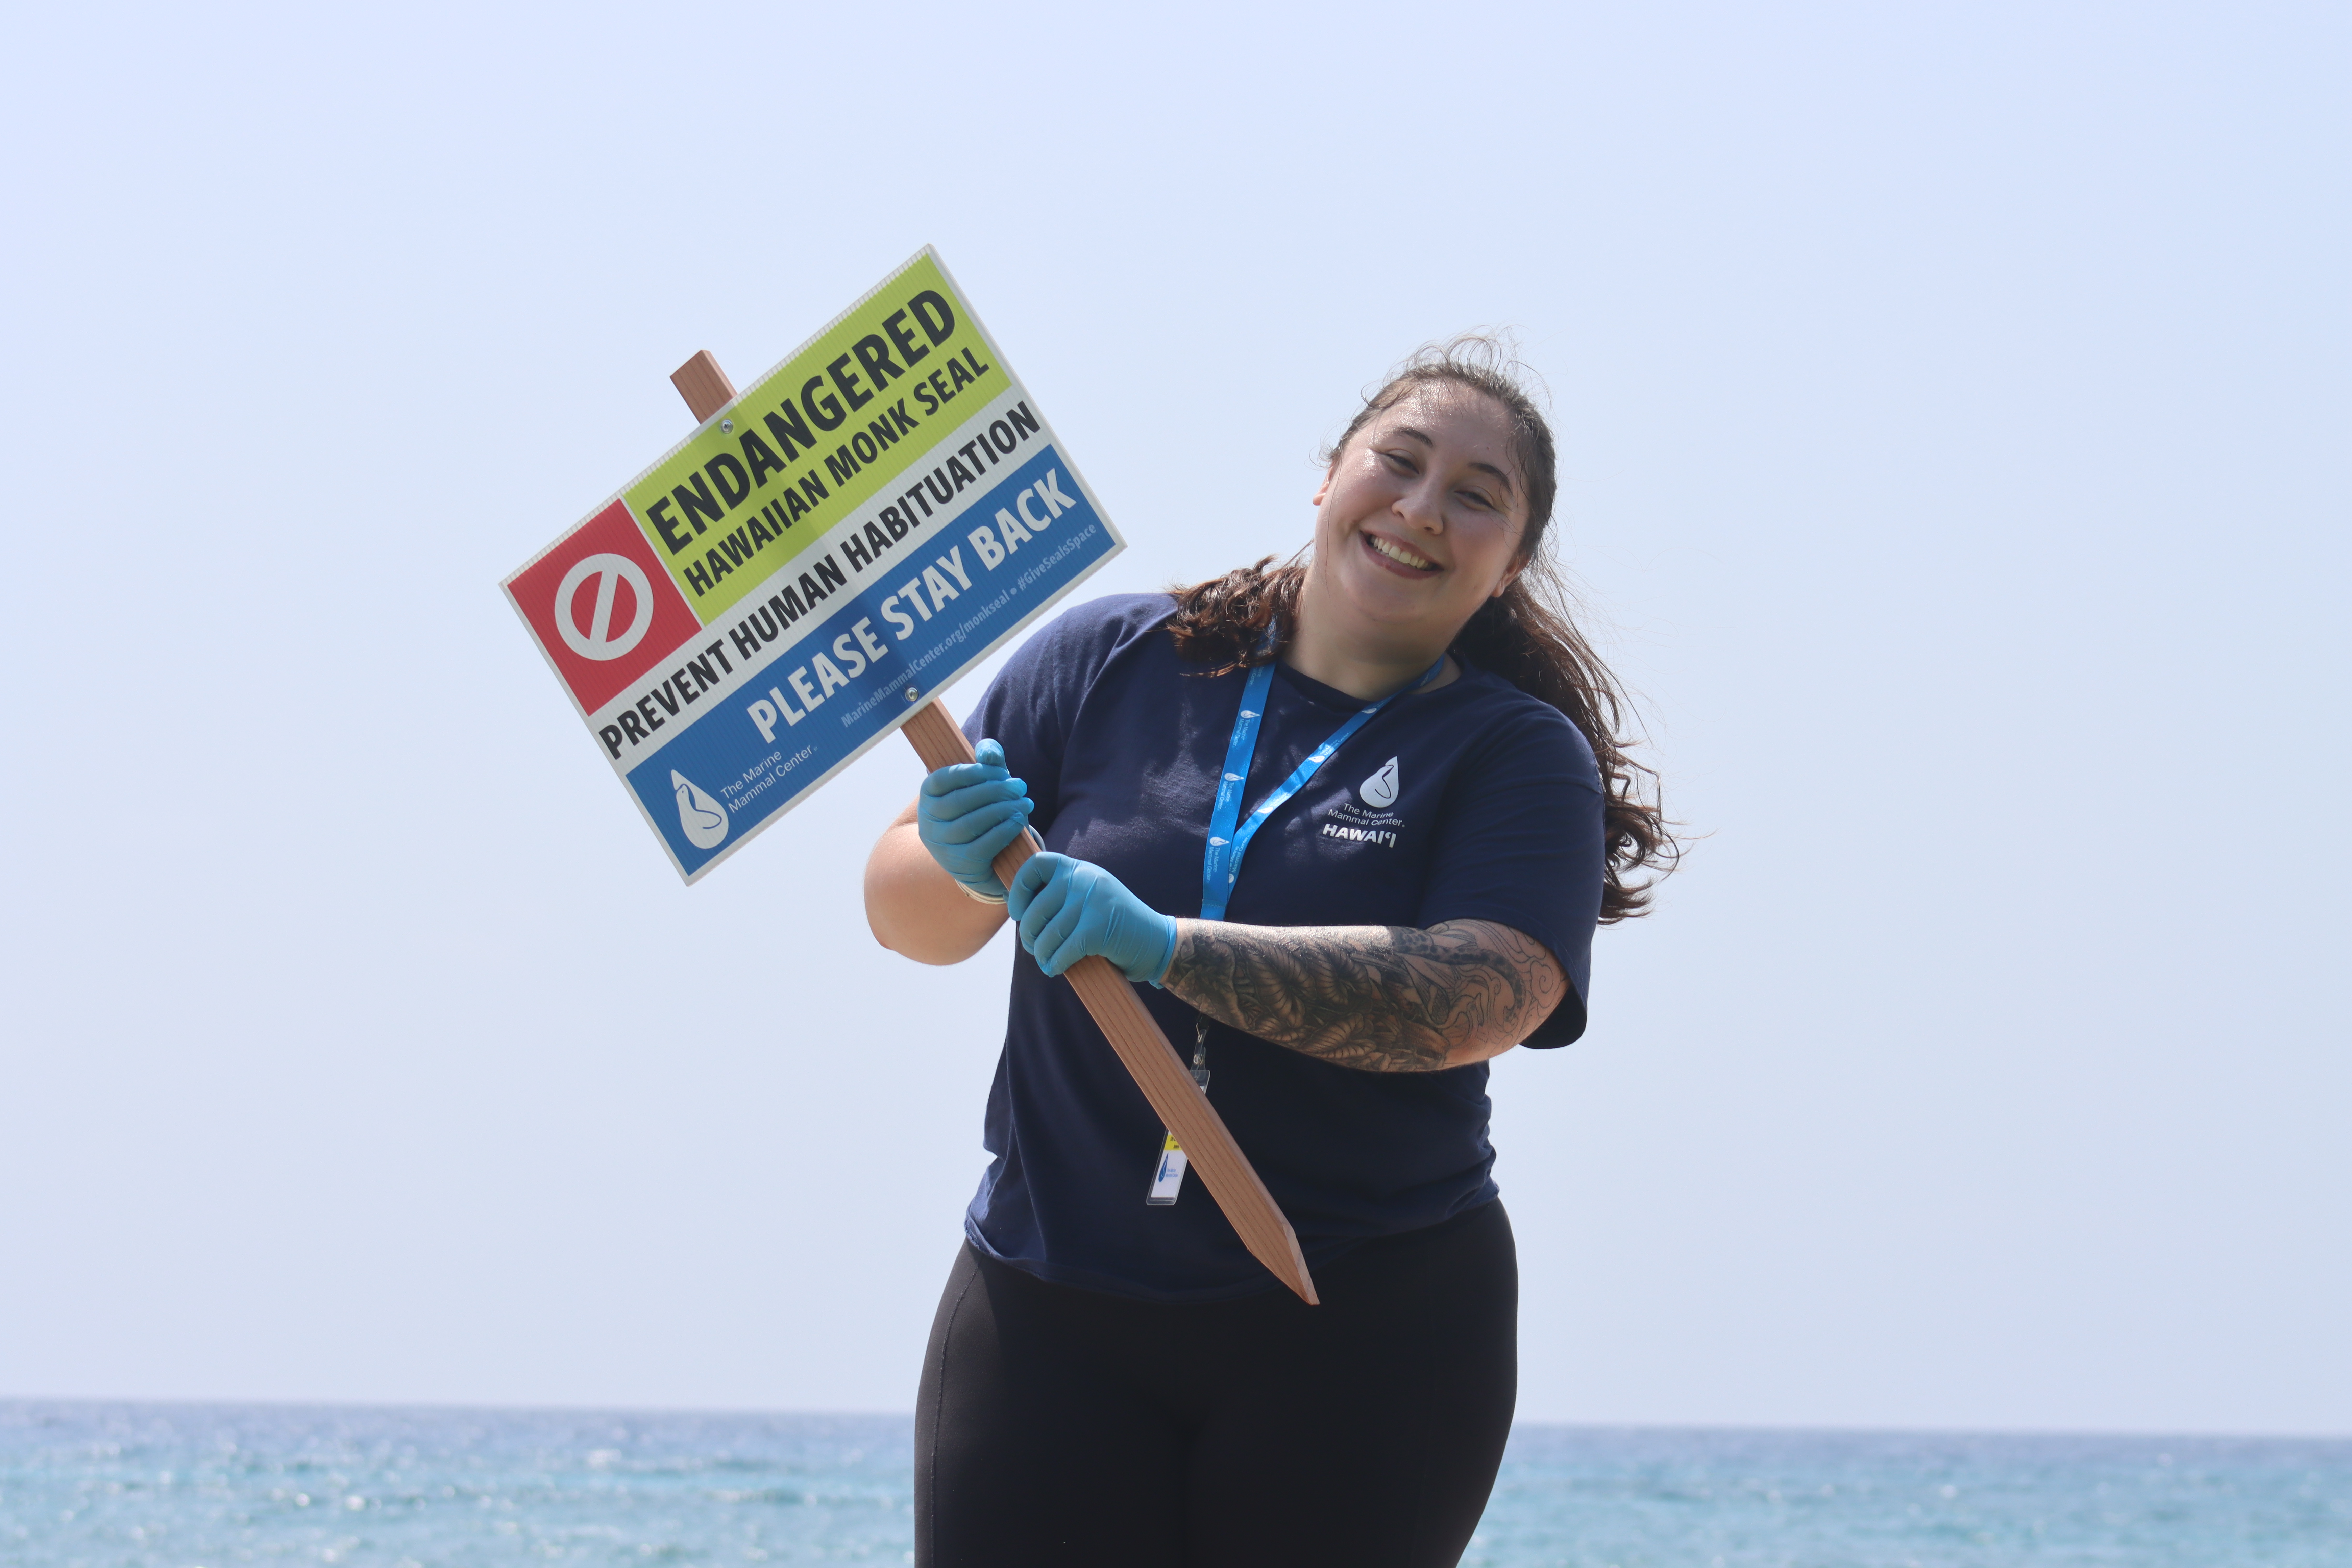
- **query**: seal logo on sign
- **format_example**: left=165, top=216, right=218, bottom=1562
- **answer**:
left=672, top=770, right=729, bottom=850
left=554, top=553, right=656, bottom=662
left=1359, top=757, right=1400, bottom=808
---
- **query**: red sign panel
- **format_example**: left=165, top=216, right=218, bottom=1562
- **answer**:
left=507, top=500, right=705, bottom=714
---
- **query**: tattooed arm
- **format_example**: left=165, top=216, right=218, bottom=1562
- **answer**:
left=1161, top=918, right=1568, bottom=1073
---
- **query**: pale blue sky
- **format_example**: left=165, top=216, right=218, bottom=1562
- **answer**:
left=2, top=0, right=2344, bottom=1434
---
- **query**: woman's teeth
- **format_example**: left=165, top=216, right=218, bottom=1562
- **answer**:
left=1368, top=534, right=1437, bottom=571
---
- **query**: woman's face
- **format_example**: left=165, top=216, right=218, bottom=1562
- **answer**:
left=1308, top=385, right=1531, bottom=644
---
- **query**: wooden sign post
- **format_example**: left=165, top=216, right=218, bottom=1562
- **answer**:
left=672, top=351, right=1318, bottom=1307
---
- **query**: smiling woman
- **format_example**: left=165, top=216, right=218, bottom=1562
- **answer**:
left=863, top=335, right=1676, bottom=1567
left=1168, top=338, right=1673, bottom=925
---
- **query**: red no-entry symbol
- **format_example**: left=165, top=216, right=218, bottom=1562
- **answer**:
left=507, top=500, right=704, bottom=715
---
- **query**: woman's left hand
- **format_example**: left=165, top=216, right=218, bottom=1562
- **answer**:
left=1007, top=854, right=1179, bottom=984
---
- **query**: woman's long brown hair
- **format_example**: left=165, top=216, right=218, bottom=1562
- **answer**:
left=1166, top=337, right=1678, bottom=923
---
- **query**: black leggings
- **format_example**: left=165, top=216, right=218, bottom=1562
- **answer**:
left=914, top=1200, right=1518, bottom=1567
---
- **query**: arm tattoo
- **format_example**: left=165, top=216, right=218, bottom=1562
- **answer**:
left=1162, top=918, right=1568, bottom=1073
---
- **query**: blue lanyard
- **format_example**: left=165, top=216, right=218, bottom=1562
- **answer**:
left=1199, top=654, right=1446, bottom=921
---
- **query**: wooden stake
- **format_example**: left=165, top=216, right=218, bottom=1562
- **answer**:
left=669, top=350, right=737, bottom=424
left=669, top=353, right=1317, bottom=1305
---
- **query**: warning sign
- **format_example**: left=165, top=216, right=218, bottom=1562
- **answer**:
left=501, top=248, right=1124, bottom=882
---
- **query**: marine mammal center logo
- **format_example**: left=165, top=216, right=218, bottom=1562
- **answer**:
left=672, top=770, right=729, bottom=850
left=1324, top=758, right=1406, bottom=847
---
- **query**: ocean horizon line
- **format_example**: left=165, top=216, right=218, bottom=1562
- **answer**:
left=6, top=1394, right=2345, bottom=1447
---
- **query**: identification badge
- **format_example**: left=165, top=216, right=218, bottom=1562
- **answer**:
left=1144, top=1067, right=1211, bottom=1205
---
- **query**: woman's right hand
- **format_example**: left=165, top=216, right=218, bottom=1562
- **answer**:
left=917, top=738, right=1034, bottom=900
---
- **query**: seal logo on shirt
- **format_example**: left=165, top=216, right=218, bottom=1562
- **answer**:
left=1323, top=759, right=1407, bottom=848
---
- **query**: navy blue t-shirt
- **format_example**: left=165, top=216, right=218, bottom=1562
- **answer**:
left=961, top=594, right=1605, bottom=1301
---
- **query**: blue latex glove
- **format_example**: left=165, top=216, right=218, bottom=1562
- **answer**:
left=1007, top=852, right=1179, bottom=984
left=916, top=738, right=1033, bottom=899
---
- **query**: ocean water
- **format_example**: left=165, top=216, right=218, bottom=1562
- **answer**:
left=3, top=1402, right=2346, bottom=1567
